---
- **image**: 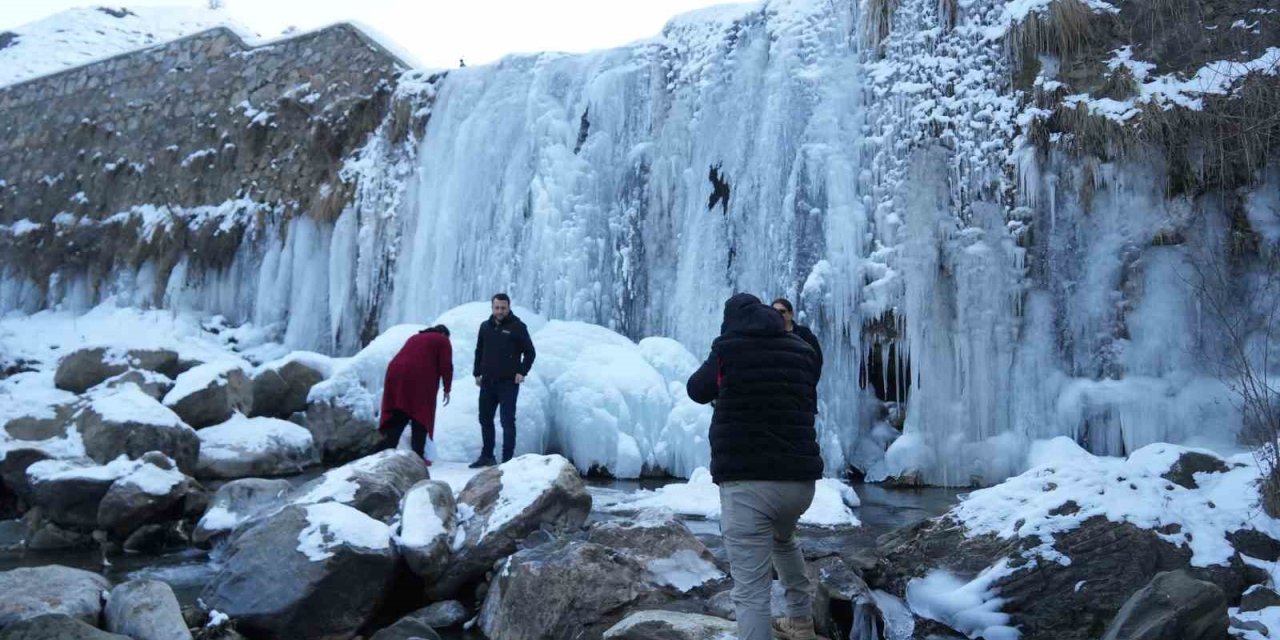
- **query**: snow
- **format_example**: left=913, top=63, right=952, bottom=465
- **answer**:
left=1230, top=606, right=1280, bottom=640
left=0, top=6, right=253, bottom=87
left=164, top=360, right=249, bottom=406
left=602, top=467, right=861, bottom=527
left=952, top=438, right=1280, bottom=568
left=397, top=483, right=446, bottom=547
left=88, top=383, right=190, bottom=430
left=27, top=454, right=183, bottom=496
left=482, top=454, right=569, bottom=539
left=906, top=560, right=1019, bottom=640
left=296, top=502, right=392, bottom=562
left=196, top=414, right=317, bottom=467
left=645, top=549, right=725, bottom=591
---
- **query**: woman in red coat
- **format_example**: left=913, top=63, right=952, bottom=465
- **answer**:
left=379, top=324, right=453, bottom=463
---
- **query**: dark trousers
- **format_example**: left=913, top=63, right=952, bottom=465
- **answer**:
left=379, top=410, right=427, bottom=459
left=479, top=379, right=519, bottom=461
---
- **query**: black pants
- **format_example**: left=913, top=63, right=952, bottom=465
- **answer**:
left=379, top=410, right=427, bottom=459
left=479, top=378, right=519, bottom=461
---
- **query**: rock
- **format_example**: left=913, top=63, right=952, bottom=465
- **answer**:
left=97, top=370, right=174, bottom=401
left=869, top=515, right=1252, bottom=640
left=96, top=453, right=188, bottom=538
left=478, top=540, right=662, bottom=640
left=1, top=449, right=51, bottom=506
left=809, top=554, right=875, bottom=640
left=26, top=458, right=117, bottom=528
left=603, top=610, right=739, bottom=640
left=0, top=566, right=110, bottom=628
left=1101, top=570, right=1227, bottom=640
left=122, top=524, right=178, bottom=554
left=164, top=362, right=253, bottom=429
left=303, top=396, right=380, bottom=464
left=397, top=480, right=456, bottom=582
left=22, top=509, right=94, bottom=550
left=0, top=614, right=130, bottom=640
left=1161, top=451, right=1230, bottom=490
left=194, top=415, right=319, bottom=479
left=2, top=403, right=76, bottom=442
left=1241, top=585, right=1280, bottom=613
left=288, top=450, right=428, bottom=522
left=55, top=347, right=179, bottom=394
left=407, top=601, right=469, bottom=628
left=706, top=590, right=735, bottom=621
left=430, top=454, right=592, bottom=600
left=193, top=478, right=292, bottom=547
left=1228, top=529, right=1280, bottom=563
left=250, top=358, right=326, bottom=418
left=103, top=580, right=192, bottom=640
left=368, top=617, right=442, bottom=640
left=75, top=384, right=200, bottom=474
left=201, top=503, right=397, bottom=640
left=586, top=514, right=723, bottom=591
left=1231, top=616, right=1270, bottom=635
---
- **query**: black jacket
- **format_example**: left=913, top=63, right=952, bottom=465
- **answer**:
left=686, top=293, right=823, bottom=483
left=473, top=313, right=536, bottom=380
left=792, top=324, right=823, bottom=380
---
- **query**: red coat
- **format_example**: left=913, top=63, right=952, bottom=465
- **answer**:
left=380, top=331, right=453, bottom=435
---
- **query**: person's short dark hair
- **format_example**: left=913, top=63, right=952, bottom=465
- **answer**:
left=422, top=324, right=450, bottom=336
left=771, top=298, right=794, bottom=314
left=492, top=293, right=511, bottom=304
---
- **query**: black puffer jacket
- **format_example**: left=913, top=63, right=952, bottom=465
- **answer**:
left=473, top=313, right=536, bottom=381
left=686, top=293, right=823, bottom=483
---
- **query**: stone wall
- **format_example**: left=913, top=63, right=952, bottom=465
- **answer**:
left=0, top=23, right=409, bottom=225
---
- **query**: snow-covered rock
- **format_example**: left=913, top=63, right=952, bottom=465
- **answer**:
left=163, top=361, right=253, bottom=429
left=27, top=453, right=186, bottom=533
left=430, top=454, right=592, bottom=599
left=54, top=347, right=180, bottom=394
left=195, top=414, right=318, bottom=479
left=103, top=580, right=192, bottom=640
left=286, top=449, right=426, bottom=523
left=95, top=453, right=189, bottom=538
left=585, top=514, right=724, bottom=592
left=75, top=383, right=200, bottom=474
left=250, top=353, right=331, bottom=418
left=396, top=480, right=455, bottom=582
left=0, top=565, right=110, bottom=629
left=604, top=610, right=738, bottom=640
left=193, top=477, right=292, bottom=547
left=201, top=503, right=397, bottom=640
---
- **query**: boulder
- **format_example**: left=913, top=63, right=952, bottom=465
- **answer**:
left=2, top=403, right=76, bottom=442
left=586, top=514, right=723, bottom=592
left=478, top=540, right=662, bottom=640
left=1241, top=585, right=1280, bottom=613
left=21, top=509, right=94, bottom=550
left=407, top=601, right=469, bottom=629
left=706, top=590, right=735, bottom=621
left=195, top=415, right=319, bottom=479
left=1, top=449, right=51, bottom=506
left=288, top=450, right=428, bottom=522
left=368, top=618, right=443, bottom=640
left=201, top=503, right=397, bottom=640
left=193, top=478, right=292, bottom=547
left=430, top=454, right=591, bottom=600
left=0, top=566, right=110, bottom=628
left=604, top=610, right=739, bottom=640
left=55, top=348, right=181, bottom=393
left=397, top=480, right=456, bottom=581
left=0, top=614, right=130, bottom=640
left=95, top=453, right=189, bottom=539
left=103, top=580, right=192, bottom=640
left=1101, top=570, right=1227, bottom=640
left=164, top=362, right=252, bottom=429
left=96, top=370, right=174, bottom=401
left=302, top=397, right=380, bottom=464
left=1162, top=451, right=1231, bottom=490
left=250, top=358, right=327, bottom=418
left=26, top=458, right=117, bottom=528
left=75, top=384, right=200, bottom=474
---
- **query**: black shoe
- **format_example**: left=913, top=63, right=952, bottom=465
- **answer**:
left=468, top=456, right=497, bottom=469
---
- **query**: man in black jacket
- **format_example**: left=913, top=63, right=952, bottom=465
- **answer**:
left=469, top=293, right=536, bottom=468
left=771, top=297, right=823, bottom=380
left=687, top=293, right=825, bottom=640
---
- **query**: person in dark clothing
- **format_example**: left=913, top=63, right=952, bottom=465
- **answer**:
left=470, top=293, right=536, bottom=468
left=771, top=298, right=823, bottom=380
left=379, top=325, right=453, bottom=464
left=687, top=293, right=824, bottom=640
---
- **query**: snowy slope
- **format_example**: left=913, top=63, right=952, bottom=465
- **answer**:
left=0, top=6, right=253, bottom=87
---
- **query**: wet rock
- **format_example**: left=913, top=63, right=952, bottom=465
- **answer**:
left=250, top=358, right=326, bottom=418
left=103, top=580, right=192, bottom=640
left=0, top=566, right=110, bottom=628
left=193, top=478, right=292, bottom=547
left=430, top=454, right=591, bottom=600
left=55, top=347, right=179, bottom=394
left=1101, top=570, right=1227, bottom=640
left=0, top=614, right=129, bottom=640
left=201, top=503, right=397, bottom=640
left=397, top=480, right=455, bottom=582
left=121, top=524, right=178, bottom=554
left=603, top=610, right=739, bottom=640
left=164, top=363, right=252, bottom=429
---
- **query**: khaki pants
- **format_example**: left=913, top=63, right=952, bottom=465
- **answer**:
left=719, top=480, right=816, bottom=640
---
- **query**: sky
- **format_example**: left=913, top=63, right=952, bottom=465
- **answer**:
left=0, top=0, right=738, bottom=68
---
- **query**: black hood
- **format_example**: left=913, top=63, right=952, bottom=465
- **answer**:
left=720, top=293, right=785, bottom=336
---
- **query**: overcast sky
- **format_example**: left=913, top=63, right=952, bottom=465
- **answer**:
left=0, top=0, right=735, bottom=68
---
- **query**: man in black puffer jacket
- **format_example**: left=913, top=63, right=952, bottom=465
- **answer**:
left=687, top=293, right=825, bottom=640
left=470, top=293, right=536, bottom=468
